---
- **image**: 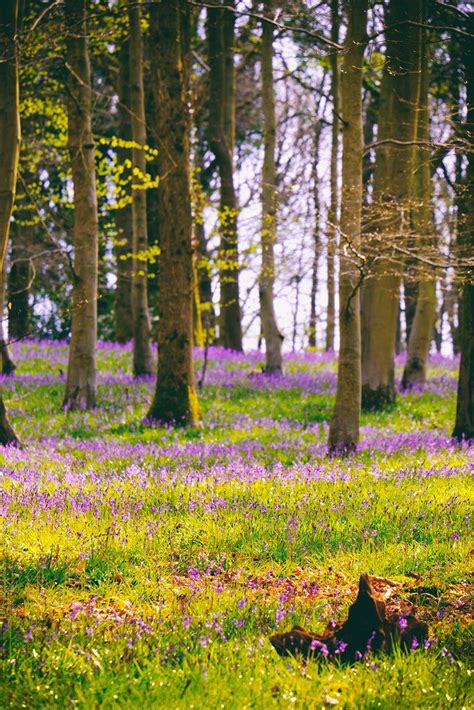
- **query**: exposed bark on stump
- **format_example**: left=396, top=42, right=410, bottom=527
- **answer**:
left=63, top=0, right=99, bottom=410
left=270, top=574, right=428, bottom=663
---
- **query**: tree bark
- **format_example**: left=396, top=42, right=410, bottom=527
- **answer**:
left=0, top=266, right=16, bottom=375
left=147, top=0, right=200, bottom=427
left=128, top=0, right=154, bottom=375
left=325, top=0, right=339, bottom=352
left=328, top=0, right=368, bottom=453
left=308, top=123, right=322, bottom=349
left=361, top=0, right=422, bottom=411
left=207, top=0, right=243, bottom=352
left=453, top=16, right=474, bottom=441
left=114, top=41, right=133, bottom=343
left=259, top=0, right=282, bottom=374
left=402, top=23, right=436, bottom=388
left=63, top=0, right=99, bottom=410
left=8, top=221, right=31, bottom=340
left=0, top=0, right=20, bottom=443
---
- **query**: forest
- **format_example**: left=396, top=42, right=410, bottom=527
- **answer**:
left=0, top=0, right=472, bottom=708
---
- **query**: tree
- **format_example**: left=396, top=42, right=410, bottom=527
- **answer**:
left=402, top=19, right=436, bottom=389
left=325, top=0, right=339, bottom=352
left=147, top=0, right=200, bottom=426
left=361, top=0, right=422, bottom=410
left=207, top=0, right=243, bottom=352
left=8, top=216, right=32, bottom=340
left=114, top=40, right=134, bottom=344
left=0, top=0, right=20, bottom=444
left=453, top=14, right=474, bottom=441
left=328, top=0, right=368, bottom=452
left=0, top=267, right=16, bottom=375
left=63, top=0, right=99, bottom=410
left=260, top=0, right=282, bottom=374
left=128, top=0, right=154, bottom=376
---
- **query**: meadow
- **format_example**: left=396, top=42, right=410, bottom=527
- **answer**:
left=0, top=341, right=472, bottom=709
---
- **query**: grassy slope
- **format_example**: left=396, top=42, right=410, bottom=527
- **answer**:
left=0, top=342, right=472, bottom=709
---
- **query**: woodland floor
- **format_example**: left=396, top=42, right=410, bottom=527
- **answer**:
left=0, top=342, right=472, bottom=709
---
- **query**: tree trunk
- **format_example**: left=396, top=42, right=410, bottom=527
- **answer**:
left=147, top=0, right=200, bottom=427
left=328, top=0, right=368, bottom=453
left=453, top=17, right=474, bottom=441
left=308, top=123, right=322, bottom=349
left=361, top=0, right=422, bottom=411
left=63, top=0, right=99, bottom=410
left=114, top=41, right=133, bottom=343
left=0, top=267, right=16, bottom=375
left=402, top=24, right=436, bottom=388
left=259, top=0, right=282, bottom=374
left=207, top=0, right=243, bottom=352
left=0, top=0, right=20, bottom=444
left=128, top=0, right=154, bottom=375
left=8, top=221, right=31, bottom=340
left=325, top=0, right=339, bottom=352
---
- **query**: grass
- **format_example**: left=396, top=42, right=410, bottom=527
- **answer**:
left=0, top=341, right=472, bottom=708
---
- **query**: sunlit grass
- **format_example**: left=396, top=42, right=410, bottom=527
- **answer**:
left=0, top=342, right=472, bottom=708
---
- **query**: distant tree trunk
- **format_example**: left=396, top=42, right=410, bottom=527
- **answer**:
left=195, top=217, right=216, bottom=342
left=361, top=0, right=422, bottom=411
left=0, top=267, right=16, bottom=375
left=63, top=0, right=99, bottom=410
left=114, top=41, right=133, bottom=343
left=309, top=123, right=322, bottom=349
left=403, top=279, right=418, bottom=346
left=207, top=0, right=243, bottom=352
left=8, top=222, right=31, bottom=339
left=325, top=0, right=339, bottom=352
left=259, top=0, right=282, bottom=374
left=453, top=20, right=474, bottom=441
left=328, top=0, right=368, bottom=452
left=402, top=25, right=436, bottom=388
left=147, top=0, right=200, bottom=426
left=0, top=0, right=20, bottom=443
left=128, top=1, right=154, bottom=375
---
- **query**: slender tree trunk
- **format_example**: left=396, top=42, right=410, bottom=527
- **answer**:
left=402, top=25, right=436, bottom=388
left=361, top=0, right=422, bottom=411
left=128, top=1, right=154, bottom=375
left=328, top=0, right=368, bottom=453
left=114, top=41, right=133, bottom=343
left=0, top=0, right=20, bottom=443
left=453, top=18, right=474, bottom=441
left=404, top=279, right=418, bottom=346
left=147, top=0, right=200, bottom=426
left=207, top=0, right=243, bottom=351
left=259, top=0, right=282, bottom=374
left=0, top=267, right=16, bottom=375
left=8, top=221, right=31, bottom=339
left=195, top=218, right=216, bottom=342
left=63, top=0, right=98, bottom=410
left=309, top=123, right=322, bottom=349
left=325, top=0, right=339, bottom=352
